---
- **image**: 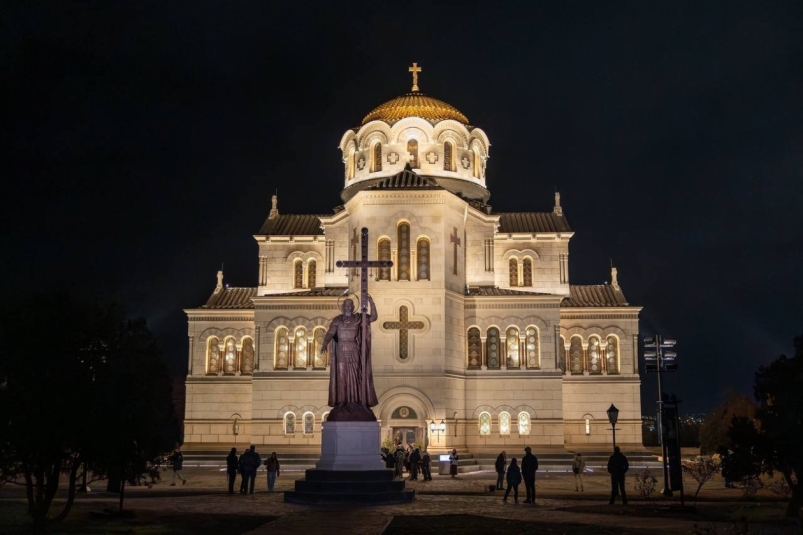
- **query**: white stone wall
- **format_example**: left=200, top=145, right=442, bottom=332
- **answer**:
left=495, top=238, right=570, bottom=296
left=256, top=239, right=325, bottom=294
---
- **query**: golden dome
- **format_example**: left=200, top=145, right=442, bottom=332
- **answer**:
left=361, top=92, right=469, bottom=126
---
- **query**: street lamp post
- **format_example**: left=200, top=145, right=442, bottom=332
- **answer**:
left=606, top=404, right=619, bottom=450
left=429, top=420, right=446, bottom=445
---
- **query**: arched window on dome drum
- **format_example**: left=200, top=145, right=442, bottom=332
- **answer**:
left=525, top=326, right=539, bottom=369
left=587, top=336, right=602, bottom=374
left=372, top=142, right=382, bottom=172
left=479, top=412, right=491, bottom=436
left=307, top=260, right=316, bottom=288
left=559, top=336, right=567, bottom=374
left=294, top=260, right=303, bottom=289
left=223, top=337, right=238, bottom=374
left=467, top=327, right=482, bottom=369
left=523, top=258, right=533, bottom=286
left=206, top=337, right=220, bottom=375
left=378, top=238, right=391, bottom=281
left=294, top=327, right=308, bottom=369
left=444, top=141, right=454, bottom=171
left=506, top=326, right=520, bottom=368
left=509, top=258, right=519, bottom=287
left=606, top=336, right=619, bottom=374
left=416, top=238, right=430, bottom=280
left=313, top=327, right=328, bottom=369
left=274, top=327, right=289, bottom=369
left=499, top=412, right=511, bottom=435
left=407, top=139, right=419, bottom=169
left=486, top=327, right=500, bottom=369
left=241, top=337, right=254, bottom=374
left=347, top=147, right=355, bottom=180
left=397, top=223, right=411, bottom=281
left=518, top=412, right=531, bottom=435
left=473, top=150, right=481, bottom=178
left=570, top=336, right=584, bottom=375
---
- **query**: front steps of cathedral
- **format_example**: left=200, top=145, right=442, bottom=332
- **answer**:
left=284, top=468, right=414, bottom=504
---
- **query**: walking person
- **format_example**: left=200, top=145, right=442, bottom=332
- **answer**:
left=495, top=451, right=507, bottom=490
left=408, top=448, right=421, bottom=481
left=170, top=446, right=187, bottom=486
left=572, top=453, right=586, bottom=492
left=521, top=446, right=538, bottom=504
left=607, top=446, right=629, bottom=505
left=226, top=448, right=238, bottom=494
left=265, top=452, right=280, bottom=493
left=502, top=458, right=522, bottom=504
left=421, top=450, right=432, bottom=481
left=449, top=449, right=459, bottom=478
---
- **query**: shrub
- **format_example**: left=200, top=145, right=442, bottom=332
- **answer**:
left=633, top=468, right=658, bottom=499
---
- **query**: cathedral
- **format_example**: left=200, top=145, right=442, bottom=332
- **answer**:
left=183, top=65, right=642, bottom=454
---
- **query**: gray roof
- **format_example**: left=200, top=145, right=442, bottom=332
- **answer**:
left=202, top=287, right=258, bottom=309
left=260, top=288, right=347, bottom=297
left=562, top=285, right=629, bottom=307
left=466, top=287, right=553, bottom=297
left=366, top=169, right=442, bottom=190
left=257, top=214, right=324, bottom=236
left=497, top=212, right=571, bottom=233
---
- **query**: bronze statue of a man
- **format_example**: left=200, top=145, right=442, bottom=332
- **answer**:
left=321, top=294, right=379, bottom=421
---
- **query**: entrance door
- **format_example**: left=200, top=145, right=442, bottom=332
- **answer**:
left=393, top=427, right=419, bottom=447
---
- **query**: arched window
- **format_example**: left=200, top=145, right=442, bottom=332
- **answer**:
left=372, top=142, right=382, bottom=172
left=473, top=150, right=480, bottom=178
left=274, top=327, right=290, bottom=369
left=397, top=223, right=411, bottom=281
left=303, top=412, right=315, bottom=435
left=587, top=336, right=602, bottom=374
left=525, top=326, right=539, bottom=369
left=523, top=258, right=533, bottom=286
left=284, top=412, right=296, bottom=434
left=223, top=337, right=238, bottom=374
left=206, top=337, right=220, bottom=375
left=241, top=337, right=254, bottom=374
left=486, top=327, right=500, bottom=369
left=347, top=147, right=355, bottom=179
left=467, top=327, right=482, bottom=369
left=518, top=412, right=531, bottom=435
left=499, top=412, right=511, bottom=435
left=509, top=258, right=519, bottom=287
left=378, top=238, right=391, bottom=281
left=322, top=411, right=329, bottom=422
left=313, top=327, right=328, bottom=369
left=570, top=336, right=584, bottom=374
left=444, top=141, right=454, bottom=171
left=307, top=259, right=316, bottom=288
left=479, top=412, right=491, bottom=436
left=606, top=336, right=619, bottom=374
left=416, top=238, right=430, bottom=280
left=294, top=327, right=308, bottom=369
left=506, top=327, right=520, bottom=368
left=407, top=139, right=419, bottom=168
left=294, top=260, right=303, bottom=289
left=559, top=336, right=567, bottom=374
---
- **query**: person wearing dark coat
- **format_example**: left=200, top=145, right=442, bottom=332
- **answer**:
left=503, top=458, right=522, bottom=504
left=170, top=447, right=186, bottom=486
left=226, top=448, right=238, bottom=494
left=607, top=446, right=629, bottom=505
left=421, top=451, right=432, bottom=481
left=495, top=451, right=507, bottom=490
left=449, top=449, right=459, bottom=477
left=382, top=448, right=396, bottom=469
left=408, top=448, right=421, bottom=481
left=239, top=445, right=260, bottom=494
left=520, top=446, right=539, bottom=504
left=265, top=452, right=280, bottom=493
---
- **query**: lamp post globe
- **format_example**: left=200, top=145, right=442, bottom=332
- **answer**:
left=606, top=404, right=619, bottom=450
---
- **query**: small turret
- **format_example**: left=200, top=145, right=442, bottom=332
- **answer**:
left=269, top=194, right=279, bottom=220
left=554, top=191, right=563, bottom=217
left=611, top=266, right=619, bottom=291
left=215, top=270, right=224, bottom=294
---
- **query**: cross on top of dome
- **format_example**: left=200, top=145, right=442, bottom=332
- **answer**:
left=408, top=62, right=422, bottom=92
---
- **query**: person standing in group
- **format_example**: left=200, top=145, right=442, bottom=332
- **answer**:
left=226, top=448, right=238, bottom=494
left=265, top=452, right=280, bottom=493
left=607, top=446, right=629, bottom=505
left=170, top=446, right=187, bottom=486
left=502, top=458, right=522, bottom=504
left=521, top=446, right=538, bottom=504
left=572, top=453, right=586, bottom=492
left=239, top=445, right=260, bottom=494
left=421, top=450, right=432, bottom=481
left=408, top=448, right=421, bottom=481
left=495, top=451, right=507, bottom=490
left=394, top=447, right=405, bottom=479
left=449, top=449, right=459, bottom=478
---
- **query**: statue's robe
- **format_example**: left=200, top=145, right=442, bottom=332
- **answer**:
left=327, top=312, right=379, bottom=408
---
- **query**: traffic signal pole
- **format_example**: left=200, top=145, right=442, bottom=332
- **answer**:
left=655, top=334, right=672, bottom=497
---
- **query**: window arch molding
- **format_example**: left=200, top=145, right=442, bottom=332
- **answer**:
left=485, top=326, right=502, bottom=369
left=206, top=336, right=221, bottom=375
left=240, top=336, right=255, bottom=375
left=524, top=325, right=540, bottom=369
left=283, top=412, right=296, bottom=435
left=222, top=336, right=239, bottom=374
left=302, top=411, right=315, bottom=436
left=605, top=335, right=620, bottom=374
left=376, top=236, right=392, bottom=281
left=416, top=237, right=431, bottom=281
left=569, top=335, right=584, bottom=375
left=587, top=335, right=603, bottom=374
left=498, top=411, right=512, bottom=436
left=274, top=326, right=291, bottom=370
left=478, top=411, right=492, bottom=436
left=518, top=411, right=531, bottom=436
left=466, top=325, right=482, bottom=369
left=397, top=221, right=412, bottom=281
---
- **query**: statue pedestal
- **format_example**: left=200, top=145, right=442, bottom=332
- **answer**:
left=285, top=421, right=414, bottom=504
left=317, top=421, right=385, bottom=471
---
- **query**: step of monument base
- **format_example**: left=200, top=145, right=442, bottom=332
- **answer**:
left=284, top=489, right=415, bottom=504
left=284, top=469, right=414, bottom=504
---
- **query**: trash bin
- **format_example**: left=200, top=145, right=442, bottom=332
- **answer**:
left=438, top=454, right=452, bottom=476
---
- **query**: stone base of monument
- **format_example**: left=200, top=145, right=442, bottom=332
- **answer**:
left=284, top=421, right=414, bottom=504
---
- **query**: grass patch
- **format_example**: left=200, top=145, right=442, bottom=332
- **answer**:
left=383, top=514, right=645, bottom=535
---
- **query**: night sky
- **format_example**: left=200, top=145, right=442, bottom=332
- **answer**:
left=4, top=2, right=802, bottom=414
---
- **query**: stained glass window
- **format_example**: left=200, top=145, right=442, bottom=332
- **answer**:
left=467, top=327, right=481, bottom=369
left=398, top=223, right=411, bottom=281
left=523, top=258, right=533, bottom=286
left=373, top=142, right=382, bottom=172
left=509, top=258, right=518, bottom=287
left=559, top=336, right=567, bottom=374
left=304, top=412, right=314, bottom=435
left=417, top=239, right=430, bottom=280
left=499, top=412, right=511, bottom=435
left=294, top=327, right=307, bottom=369
left=284, top=413, right=295, bottom=434
left=407, top=139, right=419, bottom=168
left=224, top=337, right=237, bottom=374
left=588, top=336, right=602, bottom=374
left=506, top=327, right=520, bottom=368
left=518, top=412, right=531, bottom=435
left=606, top=336, right=619, bottom=374
left=206, top=337, right=220, bottom=375
left=378, top=238, right=391, bottom=281
left=525, top=326, right=539, bottom=368
left=444, top=141, right=453, bottom=171
left=307, top=260, right=316, bottom=288
left=274, top=327, right=289, bottom=369
left=479, top=412, right=491, bottom=436
left=241, top=337, right=254, bottom=374
left=486, top=327, right=500, bottom=369
left=570, top=336, right=584, bottom=374
left=294, top=260, right=303, bottom=289
left=313, top=327, right=328, bottom=369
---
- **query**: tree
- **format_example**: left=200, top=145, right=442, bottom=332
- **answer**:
left=0, top=293, right=179, bottom=526
left=699, top=390, right=757, bottom=455
left=682, top=457, right=719, bottom=500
